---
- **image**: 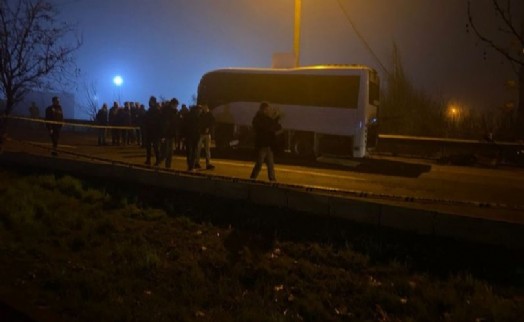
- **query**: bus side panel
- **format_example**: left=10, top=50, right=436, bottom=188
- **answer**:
left=213, top=102, right=361, bottom=137
left=201, top=67, right=380, bottom=158
left=212, top=102, right=363, bottom=156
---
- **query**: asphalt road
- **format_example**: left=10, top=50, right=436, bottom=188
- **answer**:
left=2, top=126, right=524, bottom=224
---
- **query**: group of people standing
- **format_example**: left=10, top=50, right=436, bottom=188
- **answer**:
left=95, top=96, right=215, bottom=171
left=95, top=101, right=145, bottom=147
left=40, top=95, right=283, bottom=182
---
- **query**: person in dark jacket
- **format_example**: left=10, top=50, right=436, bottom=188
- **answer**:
left=161, top=98, right=179, bottom=168
left=136, top=104, right=146, bottom=147
left=95, top=103, right=108, bottom=145
left=131, top=102, right=143, bottom=146
left=176, top=104, right=189, bottom=152
left=250, top=102, right=282, bottom=181
left=118, top=102, right=132, bottom=145
left=109, top=102, right=120, bottom=145
left=182, top=105, right=202, bottom=171
left=45, top=96, right=64, bottom=156
left=144, top=96, right=163, bottom=166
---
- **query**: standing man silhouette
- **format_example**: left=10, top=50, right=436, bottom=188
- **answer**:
left=250, top=102, right=282, bottom=182
left=45, top=96, right=64, bottom=156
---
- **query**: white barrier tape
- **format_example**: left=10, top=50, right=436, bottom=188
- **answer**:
left=7, top=115, right=140, bottom=130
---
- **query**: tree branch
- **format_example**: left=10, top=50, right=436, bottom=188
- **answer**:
left=467, top=0, right=523, bottom=67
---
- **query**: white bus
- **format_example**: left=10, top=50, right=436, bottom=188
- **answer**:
left=197, top=65, right=380, bottom=158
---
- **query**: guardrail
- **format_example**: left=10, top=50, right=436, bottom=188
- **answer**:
left=376, top=134, right=524, bottom=167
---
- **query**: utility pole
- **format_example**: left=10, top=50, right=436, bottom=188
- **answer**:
left=294, top=0, right=302, bottom=67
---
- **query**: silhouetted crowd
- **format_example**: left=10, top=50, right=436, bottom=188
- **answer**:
left=95, top=96, right=215, bottom=171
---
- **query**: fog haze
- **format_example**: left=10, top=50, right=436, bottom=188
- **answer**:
left=51, top=0, right=522, bottom=118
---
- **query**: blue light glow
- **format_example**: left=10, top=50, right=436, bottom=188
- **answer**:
left=113, top=75, right=123, bottom=87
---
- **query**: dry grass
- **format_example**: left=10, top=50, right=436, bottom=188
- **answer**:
left=0, top=167, right=523, bottom=321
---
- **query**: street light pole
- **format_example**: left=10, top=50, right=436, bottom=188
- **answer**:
left=293, top=0, right=302, bottom=67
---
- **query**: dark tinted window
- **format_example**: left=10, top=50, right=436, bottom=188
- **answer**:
left=198, top=72, right=360, bottom=109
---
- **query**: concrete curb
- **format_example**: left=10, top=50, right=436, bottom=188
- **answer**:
left=1, top=152, right=523, bottom=249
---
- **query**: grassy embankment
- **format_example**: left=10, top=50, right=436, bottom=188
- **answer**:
left=0, top=167, right=523, bottom=321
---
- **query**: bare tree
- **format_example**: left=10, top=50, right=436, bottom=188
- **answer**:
left=0, top=0, right=82, bottom=115
left=467, top=0, right=524, bottom=138
left=78, top=80, right=99, bottom=120
left=381, top=44, right=446, bottom=137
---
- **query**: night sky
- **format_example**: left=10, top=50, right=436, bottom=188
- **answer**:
left=51, top=0, right=522, bottom=119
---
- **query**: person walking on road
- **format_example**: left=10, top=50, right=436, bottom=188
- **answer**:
left=45, top=96, right=64, bottom=156
left=250, top=102, right=282, bottom=182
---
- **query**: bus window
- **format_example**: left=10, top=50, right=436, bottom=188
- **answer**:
left=200, top=73, right=360, bottom=109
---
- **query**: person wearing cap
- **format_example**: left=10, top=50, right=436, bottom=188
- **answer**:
left=45, top=96, right=64, bottom=156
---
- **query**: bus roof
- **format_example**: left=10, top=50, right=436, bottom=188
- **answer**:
left=203, top=64, right=376, bottom=76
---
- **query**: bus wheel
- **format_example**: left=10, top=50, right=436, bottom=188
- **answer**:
left=293, top=135, right=314, bottom=157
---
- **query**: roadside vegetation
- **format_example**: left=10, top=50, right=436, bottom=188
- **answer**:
left=380, top=45, right=517, bottom=141
left=0, top=167, right=523, bottom=321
